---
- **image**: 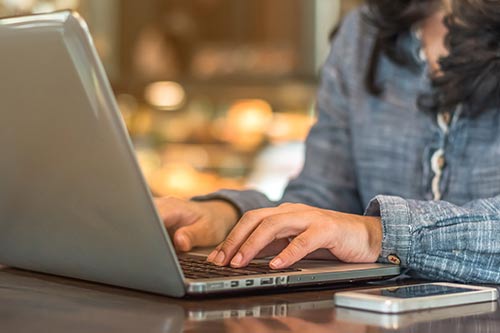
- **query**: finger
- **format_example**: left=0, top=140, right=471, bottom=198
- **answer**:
left=207, top=242, right=224, bottom=262
left=210, top=204, right=311, bottom=266
left=229, top=213, right=310, bottom=268
left=270, top=229, right=324, bottom=269
left=208, top=207, right=282, bottom=266
left=174, top=219, right=218, bottom=252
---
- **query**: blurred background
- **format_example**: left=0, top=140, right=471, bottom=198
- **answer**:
left=0, top=0, right=362, bottom=200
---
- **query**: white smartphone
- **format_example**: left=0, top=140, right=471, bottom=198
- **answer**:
left=334, top=282, right=498, bottom=313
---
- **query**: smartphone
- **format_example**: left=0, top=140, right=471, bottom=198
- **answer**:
left=334, top=282, right=498, bottom=313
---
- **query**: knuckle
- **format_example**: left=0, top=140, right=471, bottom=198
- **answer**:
left=309, top=209, right=325, bottom=219
left=240, top=207, right=270, bottom=225
left=221, top=236, right=238, bottom=249
left=292, top=236, right=311, bottom=251
left=261, top=217, right=278, bottom=229
left=284, top=244, right=302, bottom=259
left=240, top=211, right=257, bottom=222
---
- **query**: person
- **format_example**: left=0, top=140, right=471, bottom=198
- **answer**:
left=155, top=0, right=500, bottom=283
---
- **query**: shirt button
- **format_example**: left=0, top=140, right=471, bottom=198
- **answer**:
left=418, top=48, right=427, bottom=62
left=387, top=254, right=401, bottom=265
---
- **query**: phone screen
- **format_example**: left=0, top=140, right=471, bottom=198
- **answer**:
left=362, top=284, right=474, bottom=299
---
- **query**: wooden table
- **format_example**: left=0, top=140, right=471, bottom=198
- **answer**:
left=0, top=266, right=498, bottom=333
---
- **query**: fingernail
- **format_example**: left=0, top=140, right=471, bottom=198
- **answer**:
left=230, top=252, right=243, bottom=267
left=270, top=257, right=283, bottom=269
left=214, top=251, right=226, bottom=265
left=207, top=250, right=218, bottom=262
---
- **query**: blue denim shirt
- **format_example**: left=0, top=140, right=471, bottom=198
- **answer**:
left=195, top=8, right=500, bottom=283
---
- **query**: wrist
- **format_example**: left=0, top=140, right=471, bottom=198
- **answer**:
left=364, top=216, right=383, bottom=261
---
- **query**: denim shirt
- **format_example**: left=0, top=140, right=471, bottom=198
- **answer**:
left=195, top=8, right=500, bottom=283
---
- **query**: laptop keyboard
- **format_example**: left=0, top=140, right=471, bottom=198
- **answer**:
left=179, top=255, right=301, bottom=280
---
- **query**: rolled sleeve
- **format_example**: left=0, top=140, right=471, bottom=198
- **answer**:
left=365, top=194, right=500, bottom=283
left=365, top=195, right=412, bottom=266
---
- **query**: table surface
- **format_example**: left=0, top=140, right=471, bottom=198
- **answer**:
left=0, top=266, right=499, bottom=333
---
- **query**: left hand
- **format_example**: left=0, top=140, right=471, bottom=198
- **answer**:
left=207, top=203, right=383, bottom=269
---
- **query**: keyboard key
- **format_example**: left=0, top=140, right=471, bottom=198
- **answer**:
left=179, top=254, right=300, bottom=280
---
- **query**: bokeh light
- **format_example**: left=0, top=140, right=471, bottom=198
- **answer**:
left=144, top=81, right=186, bottom=111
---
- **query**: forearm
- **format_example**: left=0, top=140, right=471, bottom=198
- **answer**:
left=192, top=189, right=276, bottom=218
left=366, top=195, right=500, bottom=283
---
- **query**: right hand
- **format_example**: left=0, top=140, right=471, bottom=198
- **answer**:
left=154, top=197, right=239, bottom=252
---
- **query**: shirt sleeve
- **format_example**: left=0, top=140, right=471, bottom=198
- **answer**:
left=365, top=195, right=500, bottom=283
left=193, top=10, right=364, bottom=216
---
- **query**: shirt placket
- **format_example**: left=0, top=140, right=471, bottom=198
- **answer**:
left=430, top=109, right=461, bottom=201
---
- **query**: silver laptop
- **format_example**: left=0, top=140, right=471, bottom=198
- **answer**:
left=0, top=11, right=400, bottom=297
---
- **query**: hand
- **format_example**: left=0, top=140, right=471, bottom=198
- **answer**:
left=207, top=203, right=382, bottom=269
left=154, top=197, right=239, bottom=252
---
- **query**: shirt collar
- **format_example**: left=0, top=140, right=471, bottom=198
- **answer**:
left=395, top=26, right=427, bottom=70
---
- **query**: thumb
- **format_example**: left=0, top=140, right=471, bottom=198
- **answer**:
left=174, top=221, right=211, bottom=252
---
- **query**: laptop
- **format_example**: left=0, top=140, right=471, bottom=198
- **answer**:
left=0, top=11, right=400, bottom=297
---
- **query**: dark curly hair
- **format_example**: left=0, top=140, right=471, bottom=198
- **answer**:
left=364, top=0, right=440, bottom=95
left=365, top=0, right=500, bottom=116
left=421, top=0, right=500, bottom=116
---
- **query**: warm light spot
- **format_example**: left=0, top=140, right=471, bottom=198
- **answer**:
left=149, top=163, right=220, bottom=198
left=223, top=99, right=273, bottom=150
left=228, top=99, right=273, bottom=132
left=144, top=81, right=186, bottom=111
